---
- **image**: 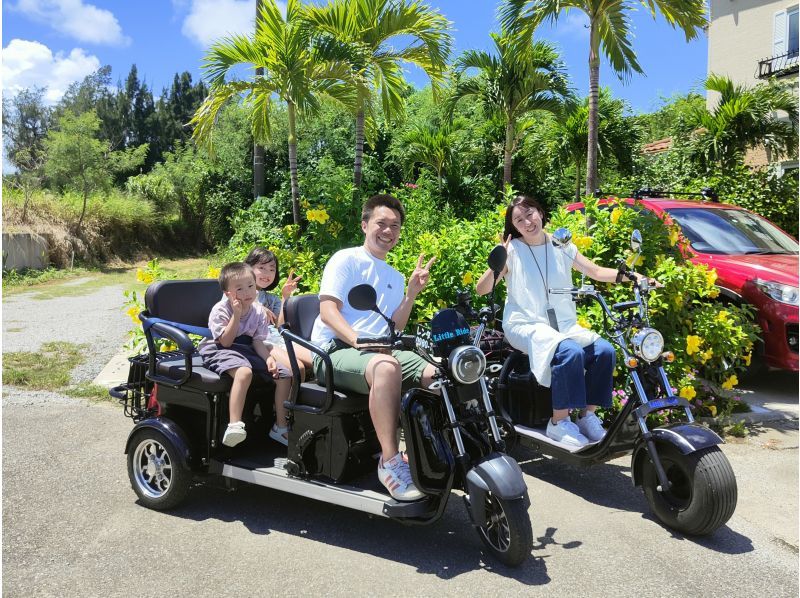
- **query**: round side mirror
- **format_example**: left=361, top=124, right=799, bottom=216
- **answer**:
left=551, top=227, right=573, bottom=248
left=348, top=284, right=378, bottom=311
left=631, top=229, right=642, bottom=252
left=487, top=244, right=507, bottom=274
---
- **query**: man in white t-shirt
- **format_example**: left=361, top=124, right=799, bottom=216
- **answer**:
left=310, top=194, right=436, bottom=501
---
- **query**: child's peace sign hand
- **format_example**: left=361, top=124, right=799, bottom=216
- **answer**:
left=281, top=269, right=302, bottom=300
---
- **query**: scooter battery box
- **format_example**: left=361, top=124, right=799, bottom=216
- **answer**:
left=503, top=360, right=552, bottom=427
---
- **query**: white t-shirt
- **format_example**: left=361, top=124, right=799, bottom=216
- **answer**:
left=310, top=246, right=406, bottom=346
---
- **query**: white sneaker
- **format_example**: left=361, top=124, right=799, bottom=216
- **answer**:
left=546, top=418, right=589, bottom=448
left=577, top=412, right=606, bottom=442
left=222, top=421, right=247, bottom=447
left=378, top=453, right=424, bottom=501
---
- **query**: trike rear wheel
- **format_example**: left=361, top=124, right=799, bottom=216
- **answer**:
left=642, top=444, right=736, bottom=535
left=128, top=428, right=191, bottom=510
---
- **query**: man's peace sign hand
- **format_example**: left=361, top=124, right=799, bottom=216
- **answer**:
left=407, top=253, right=436, bottom=299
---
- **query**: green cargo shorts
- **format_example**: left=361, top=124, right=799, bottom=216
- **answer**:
left=313, top=339, right=430, bottom=395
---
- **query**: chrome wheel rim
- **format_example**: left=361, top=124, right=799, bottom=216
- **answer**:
left=132, top=438, right=173, bottom=499
left=480, top=493, right=511, bottom=553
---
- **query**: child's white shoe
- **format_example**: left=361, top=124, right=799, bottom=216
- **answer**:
left=223, top=421, right=247, bottom=447
left=269, top=423, right=289, bottom=446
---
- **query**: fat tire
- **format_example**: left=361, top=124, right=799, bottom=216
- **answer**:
left=642, top=444, right=736, bottom=535
left=476, top=494, right=533, bottom=567
left=127, top=428, right=191, bottom=510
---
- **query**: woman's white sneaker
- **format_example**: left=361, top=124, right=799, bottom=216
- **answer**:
left=546, top=418, right=589, bottom=447
left=577, top=412, right=607, bottom=442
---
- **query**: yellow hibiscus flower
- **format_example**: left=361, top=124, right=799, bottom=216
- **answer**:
left=206, top=266, right=220, bottom=279
left=705, top=269, right=718, bottom=286
left=679, top=386, right=696, bottom=400
left=721, top=374, right=738, bottom=390
left=610, top=208, right=622, bottom=225
left=743, top=352, right=752, bottom=366
left=306, top=208, right=330, bottom=224
left=716, top=310, right=729, bottom=323
left=668, top=227, right=680, bottom=246
left=707, top=404, right=717, bottom=417
left=126, top=306, right=140, bottom=324
left=700, top=348, right=714, bottom=363
left=686, top=335, right=702, bottom=355
left=461, top=271, right=474, bottom=285
left=577, top=315, right=592, bottom=329
left=574, top=235, right=593, bottom=252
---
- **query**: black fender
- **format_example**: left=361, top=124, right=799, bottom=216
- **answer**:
left=630, top=423, right=724, bottom=487
left=466, top=453, right=529, bottom=526
left=124, top=417, right=194, bottom=471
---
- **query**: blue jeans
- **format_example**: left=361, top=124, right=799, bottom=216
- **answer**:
left=549, top=339, right=615, bottom=410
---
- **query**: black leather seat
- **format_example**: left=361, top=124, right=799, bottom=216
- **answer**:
left=282, top=295, right=370, bottom=413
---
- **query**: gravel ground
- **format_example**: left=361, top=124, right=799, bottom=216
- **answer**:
left=3, top=281, right=131, bottom=384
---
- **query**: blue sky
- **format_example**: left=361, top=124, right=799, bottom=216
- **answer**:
left=2, top=0, right=708, bottom=114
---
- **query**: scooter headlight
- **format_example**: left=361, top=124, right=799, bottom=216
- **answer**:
left=631, top=328, right=665, bottom=363
left=448, top=345, right=486, bottom=384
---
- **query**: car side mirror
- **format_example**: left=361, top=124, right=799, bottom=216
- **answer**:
left=552, top=227, right=573, bottom=248
left=348, top=284, right=378, bottom=312
left=487, top=245, right=507, bottom=275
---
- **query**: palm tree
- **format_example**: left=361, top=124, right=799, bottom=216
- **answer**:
left=447, top=31, right=570, bottom=185
left=686, top=75, right=799, bottom=172
left=304, top=0, right=452, bottom=188
left=500, top=0, right=706, bottom=195
left=401, top=119, right=464, bottom=191
left=549, top=89, right=640, bottom=199
left=190, top=0, right=354, bottom=225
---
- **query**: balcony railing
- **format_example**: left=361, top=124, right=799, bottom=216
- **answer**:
left=757, top=50, right=799, bottom=79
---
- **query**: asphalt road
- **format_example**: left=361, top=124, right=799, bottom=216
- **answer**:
left=2, top=281, right=799, bottom=597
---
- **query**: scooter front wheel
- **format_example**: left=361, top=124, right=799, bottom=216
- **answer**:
left=476, top=493, right=533, bottom=567
left=642, top=444, right=737, bottom=535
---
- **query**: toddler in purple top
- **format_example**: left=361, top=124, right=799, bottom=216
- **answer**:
left=199, top=262, right=291, bottom=448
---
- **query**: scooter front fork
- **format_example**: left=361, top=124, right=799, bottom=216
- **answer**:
left=638, top=422, right=672, bottom=492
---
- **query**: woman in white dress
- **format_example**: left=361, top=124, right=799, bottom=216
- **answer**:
left=477, top=195, right=649, bottom=448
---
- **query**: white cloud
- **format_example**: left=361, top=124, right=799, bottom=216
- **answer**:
left=182, top=0, right=257, bottom=47
left=13, top=0, right=130, bottom=46
left=555, top=10, right=590, bottom=39
left=2, top=39, right=101, bottom=103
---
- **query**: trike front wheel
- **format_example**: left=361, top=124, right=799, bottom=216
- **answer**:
left=642, top=444, right=737, bottom=535
left=128, top=428, right=191, bottom=510
left=476, top=493, right=532, bottom=567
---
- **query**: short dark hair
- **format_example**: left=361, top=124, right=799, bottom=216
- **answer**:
left=503, top=194, right=548, bottom=240
left=244, top=247, right=280, bottom=291
left=219, top=262, right=255, bottom=291
left=362, top=194, right=405, bottom=224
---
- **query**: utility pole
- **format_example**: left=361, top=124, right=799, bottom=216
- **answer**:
left=253, top=0, right=265, bottom=199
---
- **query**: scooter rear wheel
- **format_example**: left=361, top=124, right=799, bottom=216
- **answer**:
left=128, top=428, right=191, bottom=510
left=476, top=493, right=533, bottom=567
left=642, top=444, right=737, bottom=535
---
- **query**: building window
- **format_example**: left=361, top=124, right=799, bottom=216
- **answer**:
left=788, top=7, right=799, bottom=56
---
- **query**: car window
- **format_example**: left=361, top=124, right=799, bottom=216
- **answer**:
left=665, top=208, right=799, bottom=255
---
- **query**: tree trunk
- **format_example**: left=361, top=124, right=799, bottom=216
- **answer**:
left=354, top=108, right=365, bottom=188
left=77, top=187, right=88, bottom=235
left=585, top=21, right=601, bottom=197
left=503, top=121, right=514, bottom=185
left=253, top=0, right=265, bottom=199
left=287, top=101, right=301, bottom=227
left=575, top=161, right=582, bottom=201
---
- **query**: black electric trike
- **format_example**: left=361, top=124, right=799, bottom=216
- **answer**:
left=111, top=277, right=533, bottom=566
left=481, top=229, right=738, bottom=536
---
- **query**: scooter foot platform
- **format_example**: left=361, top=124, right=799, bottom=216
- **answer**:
left=514, top=424, right=600, bottom=453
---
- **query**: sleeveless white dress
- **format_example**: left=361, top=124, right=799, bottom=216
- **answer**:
left=502, top=236, right=599, bottom=387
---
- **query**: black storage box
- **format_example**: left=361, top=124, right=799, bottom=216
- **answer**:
left=500, top=354, right=552, bottom=427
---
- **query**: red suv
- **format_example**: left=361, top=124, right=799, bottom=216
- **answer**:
left=567, top=194, right=799, bottom=372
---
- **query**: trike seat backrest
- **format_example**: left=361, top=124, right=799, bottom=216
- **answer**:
left=283, top=294, right=320, bottom=340
left=145, top=279, right=221, bottom=327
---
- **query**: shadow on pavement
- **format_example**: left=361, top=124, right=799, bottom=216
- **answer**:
left=516, top=449, right=755, bottom=555
left=142, top=483, right=553, bottom=584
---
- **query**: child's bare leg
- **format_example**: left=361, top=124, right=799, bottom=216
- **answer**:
left=272, top=346, right=306, bottom=381
left=273, top=377, right=291, bottom=428
left=228, top=367, right=253, bottom=422
left=295, top=346, right=313, bottom=377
